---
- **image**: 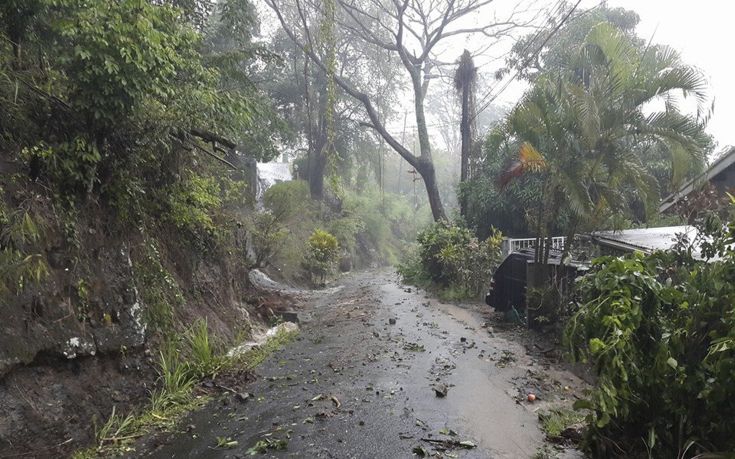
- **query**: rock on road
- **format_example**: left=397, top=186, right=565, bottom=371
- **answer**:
left=140, top=270, right=585, bottom=458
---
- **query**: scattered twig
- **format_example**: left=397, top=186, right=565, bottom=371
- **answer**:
left=420, top=438, right=477, bottom=449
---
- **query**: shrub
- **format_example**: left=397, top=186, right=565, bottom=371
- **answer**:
left=304, top=229, right=339, bottom=285
left=405, top=221, right=502, bottom=299
left=133, top=239, right=183, bottom=332
left=185, top=318, right=226, bottom=379
left=565, top=225, right=735, bottom=457
left=0, top=193, right=48, bottom=296
left=263, top=180, right=313, bottom=221
left=246, top=211, right=288, bottom=268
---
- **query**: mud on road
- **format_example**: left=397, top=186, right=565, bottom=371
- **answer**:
left=138, top=270, right=587, bottom=458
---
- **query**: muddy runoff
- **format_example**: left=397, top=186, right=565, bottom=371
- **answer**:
left=135, top=270, right=586, bottom=458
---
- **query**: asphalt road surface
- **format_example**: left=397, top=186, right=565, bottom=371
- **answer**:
left=139, top=270, right=586, bottom=459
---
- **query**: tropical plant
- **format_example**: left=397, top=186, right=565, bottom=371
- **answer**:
left=467, top=11, right=711, bottom=242
left=400, top=221, right=503, bottom=299
left=304, top=229, right=340, bottom=285
left=565, top=204, right=735, bottom=456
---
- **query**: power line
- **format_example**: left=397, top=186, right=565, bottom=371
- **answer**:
left=473, top=0, right=567, bottom=110
left=473, top=0, right=590, bottom=120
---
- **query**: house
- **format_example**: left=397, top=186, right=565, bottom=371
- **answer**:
left=659, top=147, right=735, bottom=213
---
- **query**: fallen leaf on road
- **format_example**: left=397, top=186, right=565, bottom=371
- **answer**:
left=433, top=384, right=448, bottom=397
left=331, top=395, right=341, bottom=408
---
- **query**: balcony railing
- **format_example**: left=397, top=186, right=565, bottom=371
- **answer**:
left=501, top=237, right=566, bottom=257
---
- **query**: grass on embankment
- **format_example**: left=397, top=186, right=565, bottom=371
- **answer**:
left=72, top=321, right=297, bottom=458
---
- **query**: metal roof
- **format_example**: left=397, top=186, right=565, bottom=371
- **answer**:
left=590, top=226, right=696, bottom=254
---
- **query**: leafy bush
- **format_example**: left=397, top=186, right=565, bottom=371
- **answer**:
left=565, top=219, right=735, bottom=457
left=304, top=229, right=339, bottom=285
left=133, top=239, right=184, bottom=332
left=402, top=221, right=502, bottom=299
left=246, top=211, right=288, bottom=268
left=21, top=138, right=101, bottom=196
left=264, top=180, right=313, bottom=221
left=185, top=319, right=226, bottom=379
left=0, top=193, right=48, bottom=296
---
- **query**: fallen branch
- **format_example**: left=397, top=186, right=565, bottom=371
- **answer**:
left=420, top=438, right=477, bottom=449
left=100, top=433, right=146, bottom=443
left=189, top=128, right=236, bottom=150
left=169, top=133, right=239, bottom=170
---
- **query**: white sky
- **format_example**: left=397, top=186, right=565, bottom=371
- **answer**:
left=609, top=0, right=734, bottom=152
left=492, top=0, right=735, bottom=153
left=257, top=1, right=735, bottom=154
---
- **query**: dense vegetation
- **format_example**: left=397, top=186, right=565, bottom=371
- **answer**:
left=0, top=0, right=278, bottom=307
left=462, top=6, right=711, bottom=240
left=0, top=0, right=423, bottom=454
left=398, top=5, right=732, bottom=457
left=398, top=221, right=502, bottom=300
left=566, top=205, right=735, bottom=457
left=1, top=0, right=732, bottom=457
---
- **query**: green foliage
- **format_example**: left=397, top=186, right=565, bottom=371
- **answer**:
left=247, top=437, right=288, bottom=455
left=74, top=323, right=297, bottom=457
left=0, top=194, right=48, bottom=296
left=396, top=249, right=432, bottom=289
left=185, top=319, right=226, bottom=379
left=133, top=239, right=183, bottom=332
left=467, top=6, right=711, bottom=238
left=538, top=408, right=585, bottom=439
left=263, top=180, right=314, bottom=222
left=155, top=341, right=196, bottom=403
left=93, top=406, right=136, bottom=451
left=304, top=229, right=339, bottom=285
left=565, top=215, right=735, bottom=456
left=247, top=211, right=288, bottom=268
left=55, top=0, right=201, bottom=131
left=401, top=221, right=503, bottom=299
left=20, top=139, right=101, bottom=196
left=166, top=174, right=222, bottom=232
left=260, top=182, right=422, bottom=282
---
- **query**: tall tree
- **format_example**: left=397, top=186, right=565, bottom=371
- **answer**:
left=454, top=49, right=477, bottom=216
left=500, top=22, right=711, bottom=259
left=265, top=0, right=539, bottom=221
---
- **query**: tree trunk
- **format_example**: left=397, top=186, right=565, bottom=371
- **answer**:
left=269, top=6, right=447, bottom=220
left=411, top=71, right=447, bottom=221
left=308, top=134, right=327, bottom=200
left=416, top=157, right=446, bottom=222
left=459, top=84, right=471, bottom=216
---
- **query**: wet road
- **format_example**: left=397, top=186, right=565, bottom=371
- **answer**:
left=142, top=270, right=585, bottom=458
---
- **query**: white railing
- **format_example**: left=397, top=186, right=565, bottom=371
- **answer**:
left=502, top=237, right=566, bottom=257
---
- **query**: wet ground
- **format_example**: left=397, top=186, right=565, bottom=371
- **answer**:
left=139, top=270, right=587, bottom=458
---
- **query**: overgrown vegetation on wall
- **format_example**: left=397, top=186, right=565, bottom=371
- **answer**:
left=0, top=1, right=287, bottom=455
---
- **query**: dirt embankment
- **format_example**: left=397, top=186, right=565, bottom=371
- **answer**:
left=0, top=190, right=290, bottom=458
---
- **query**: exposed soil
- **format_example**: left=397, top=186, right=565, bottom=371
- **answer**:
left=0, top=350, right=155, bottom=458
left=0, top=284, right=294, bottom=459
left=133, top=269, right=588, bottom=458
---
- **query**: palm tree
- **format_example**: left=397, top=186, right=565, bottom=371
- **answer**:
left=500, top=22, right=710, bottom=261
